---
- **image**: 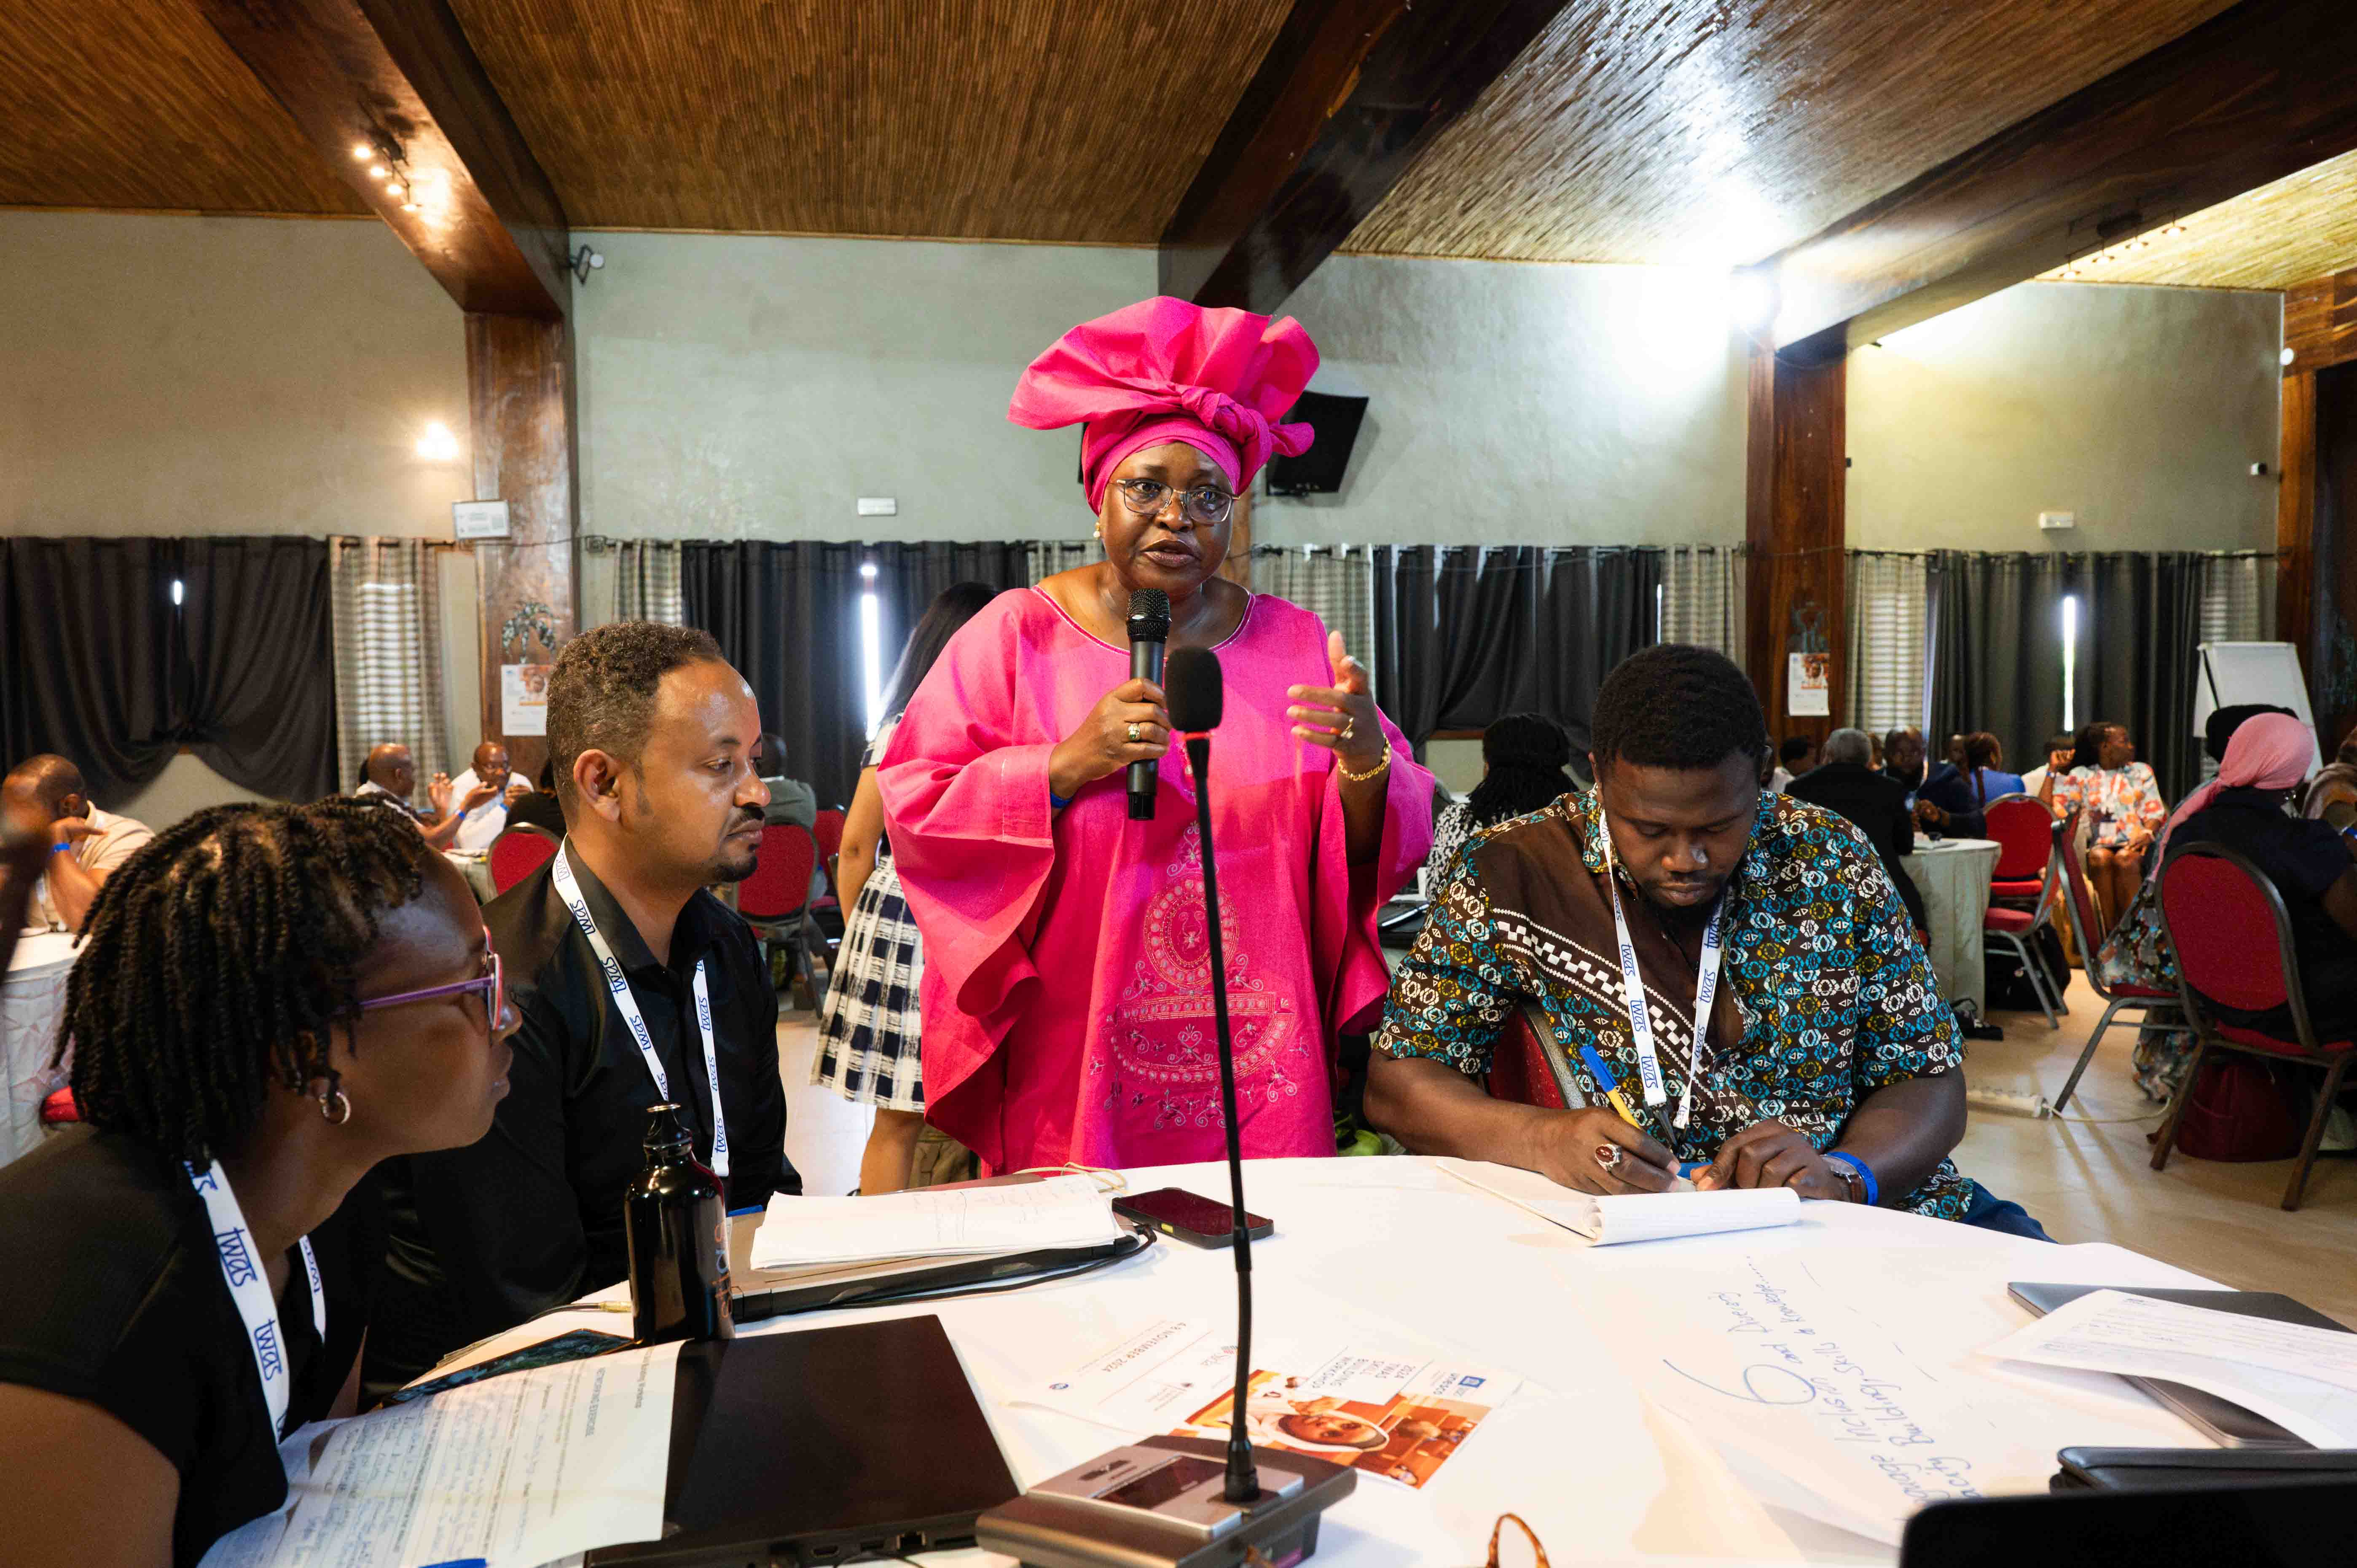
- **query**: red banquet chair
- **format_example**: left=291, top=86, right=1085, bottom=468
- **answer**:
left=1983, top=793, right=2054, bottom=903
left=487, top=824, right=560, bottom=894
left=808, top=807, right=847, bottom=955
left=1982, top=807, right=2064, bottom=1030
left=2052, top=808, right=2184, bottom=1112
left=1485, top=1003, right=1578, bottom=1111
left=2152, top=844, right=2356, bottom=1211
left=739, top=822, right=820, bottom=1003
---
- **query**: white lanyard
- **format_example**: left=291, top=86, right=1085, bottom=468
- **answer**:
left=551, top=843, right=730, bottom=1179
left=1595, top=809, right=1726, bottom=1130
left=188, top=1161, right=325, bottom=1440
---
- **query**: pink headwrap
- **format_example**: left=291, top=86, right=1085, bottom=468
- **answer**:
left=1009, top=296, right=1320, bottom=509
left=2154, top=711, right=2315, bottom=860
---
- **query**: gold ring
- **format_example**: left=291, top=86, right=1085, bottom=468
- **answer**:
left=1337, top=718, right=1357, bottom=744
left=1127, top=722, right=1141, bottom=744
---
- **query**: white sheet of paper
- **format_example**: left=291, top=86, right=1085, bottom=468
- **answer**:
left=1436, top=1158, right=1796, bottom=1244
left=1981, top=1288, right=2357, bottom=1448
left=748, top=1172, right=1122, bottom=1268
left=201, top=1341, right=679, bottom=1568
left=1573, top=1253, right=2038, bottom=1546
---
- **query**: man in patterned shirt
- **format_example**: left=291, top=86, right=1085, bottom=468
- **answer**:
left=1367, top=645, right=2045, bottom=1237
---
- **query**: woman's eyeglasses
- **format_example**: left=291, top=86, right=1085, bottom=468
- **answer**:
left=351, top=927, right=504, bottom=1036
left=1113, top=477, right=1237, bottom=527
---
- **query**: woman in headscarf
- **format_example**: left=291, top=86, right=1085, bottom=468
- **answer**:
left=2164, top=712, right=2357, bottom=1041
left=880, top=298, right=1433, bottom=1173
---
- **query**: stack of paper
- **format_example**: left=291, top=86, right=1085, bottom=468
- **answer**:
left=1437, top=1158, right=1801, bottom=1245
left=748, top=1173, right=1124, bottom=1270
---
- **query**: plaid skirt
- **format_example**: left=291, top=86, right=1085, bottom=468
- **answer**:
left=811, top=853, right=925, bottom=1111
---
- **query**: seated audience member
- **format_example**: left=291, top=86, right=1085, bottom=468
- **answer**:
left=1425, top=713, right=1579, bottom=882
left=757, top=733, right=819, bottom=829
left=446, top=741, right=532, bottom=853
left=368, top=622, right=796, bottom=1395
left=1882, top=727, right=1927, bottom=795
left=1366, top=644, right=2045, bottom=1238
left=1767, top=735, right=1815, bottom=794
left=1913, top=735, right=1995, bottom=839
left=2021, top=731, right=2075, bottom=804
left=0, top=801, right=516, bottom=1566
left=1785, top=728, right=1927, bottom=931
left=503, top=759, right=566, bottom=836
left=2052, top=721, right=2167, bottom=934
left=0, top=795, right=54, bottom=976
left=2164, top=711, right=2357, bottom=1040
left=0, top=754, right=153, bottom=932
left=353, top=742, right=490, bottom=852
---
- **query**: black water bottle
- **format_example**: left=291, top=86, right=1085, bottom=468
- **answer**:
left=624, top=1103, right=735, bottom=1344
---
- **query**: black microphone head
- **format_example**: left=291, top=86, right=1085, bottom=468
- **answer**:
left=1166, top=646, right=1224, bottom=732
left=1126, top=588, right=1171, bottom=642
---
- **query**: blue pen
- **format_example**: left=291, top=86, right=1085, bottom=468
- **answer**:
left=1577, top=1041, right=1706, bottom=1177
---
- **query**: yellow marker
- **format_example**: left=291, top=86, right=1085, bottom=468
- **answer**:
left=1604, top=1087, right=1643, bottom=1128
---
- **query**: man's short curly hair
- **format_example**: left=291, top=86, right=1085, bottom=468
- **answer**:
left=548, top=621, right=727, bottom=805
left=1591, top=643, right=1769, bottom=773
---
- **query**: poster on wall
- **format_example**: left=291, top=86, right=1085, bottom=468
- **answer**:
left=1788, top=653, right=1831, bottom=717
left=502, top=664, right=551, bottom=736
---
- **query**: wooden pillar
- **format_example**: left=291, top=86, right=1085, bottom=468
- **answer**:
left=2279, top=368, right=2317, bottom=709
left=1743, top=340, right=1847, bottom=742
left=467, top=312, right=577, bottom=780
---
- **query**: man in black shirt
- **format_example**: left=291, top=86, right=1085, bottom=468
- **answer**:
left=1788, top=727, right=1927, bottom=931
left=368, top=622, right=798, bottom=1394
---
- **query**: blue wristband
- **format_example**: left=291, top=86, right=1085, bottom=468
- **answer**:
left=50, top=841, right=72, bottom=855
left=1824, top=1150, right=1878, bottom=1206
left=1049, top=790, right=1071, bottom=811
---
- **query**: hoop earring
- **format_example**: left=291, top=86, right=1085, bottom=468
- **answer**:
left=318, top=1087, right=352, bottom=1126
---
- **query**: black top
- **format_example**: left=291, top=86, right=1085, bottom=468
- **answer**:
left=369, top=848, right=795, bottom=1394
left=504, top=791, right=566, bottom=836
left=1786, top=762, right=1927, bottom=930
left=2170, top=788, right=2357, bottom=1010
left=0, top=1129, right=377, bottom=1568
left=1914, top=763, right=1988, bottom=840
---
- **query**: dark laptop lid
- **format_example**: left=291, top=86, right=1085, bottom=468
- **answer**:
left=588, top=1316, right=1019, bottom=1567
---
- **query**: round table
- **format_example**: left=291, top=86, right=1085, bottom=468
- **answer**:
left=3, top=930, right=78, bottom=1167
left=490, top=1158, right=2217, bottom=1565
left=1900, top=837, right=2000, bottom=1016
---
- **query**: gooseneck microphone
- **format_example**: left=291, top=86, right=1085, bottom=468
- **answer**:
left=1165, top=645, right=1259, bottom=1504
left=1126, top=588, right=1172, bottom=821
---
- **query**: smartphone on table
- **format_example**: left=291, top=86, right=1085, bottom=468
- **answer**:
left=1111, top=1187, right=1273, bottom=1249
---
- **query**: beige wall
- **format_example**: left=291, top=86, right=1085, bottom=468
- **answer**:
left=1848, top=281, right=2282, bottom=552
left=0, top=211, right=474, bottom=538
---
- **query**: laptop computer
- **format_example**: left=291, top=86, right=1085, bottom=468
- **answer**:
left=2008, top=1283, right=2351, bottom=1449
left=1902, top=1479, right=2357, bottom=1567
left=585, top=1315, right=1020, bottom=1567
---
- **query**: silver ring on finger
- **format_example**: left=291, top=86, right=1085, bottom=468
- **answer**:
left=1127, top=722, right=1142, bottom=744
left=1337, top=718, right=1357, bottom=744
left=1594, top=1143, right=1624, bottom=1173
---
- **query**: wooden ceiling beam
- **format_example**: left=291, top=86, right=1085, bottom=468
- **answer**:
left=196, top=0, right=570, bottom=319
left=2284, top=268, right=2357, bottom=378
left=1160, top=0, right=1575, bottom=314
left=1763, top=0, right=2357, bottom=364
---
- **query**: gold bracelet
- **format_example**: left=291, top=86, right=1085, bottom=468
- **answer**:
left=1337, top=737, right=1392, bottom=784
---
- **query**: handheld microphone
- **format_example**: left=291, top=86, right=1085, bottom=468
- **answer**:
left=1127, top=589, right=1172, bottom=821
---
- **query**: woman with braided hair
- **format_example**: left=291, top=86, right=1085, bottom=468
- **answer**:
left=0, top=799, right=517, bottom=1567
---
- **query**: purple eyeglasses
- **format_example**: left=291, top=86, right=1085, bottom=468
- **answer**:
left=351, top=926, right=505, bottom=1035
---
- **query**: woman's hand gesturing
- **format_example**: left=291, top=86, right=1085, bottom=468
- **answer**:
left=1287, top=632, right=1386, bottom=776
left=1049, top=678, right=1170, bottom=801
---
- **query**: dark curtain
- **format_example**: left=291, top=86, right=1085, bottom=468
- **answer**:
left=681, top=541, right=868, bottom=810
left=1369, top=544, right=1660, bottom=753
left=1926, top=550, right=2072, bottom=775
left=180, top=537, right=337, bottom=800
left=869, top=541, right=1032, bottom=675
left=2083, top=551, right=2205, bottom=804
left=1, top=538, right=180, bottom=805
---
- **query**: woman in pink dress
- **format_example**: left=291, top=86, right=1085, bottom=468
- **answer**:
left=879, top=298, right=1433, bottom=1173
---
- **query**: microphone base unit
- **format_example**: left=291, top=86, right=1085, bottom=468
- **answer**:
left=976, top=1435, right=1355, bottom=1568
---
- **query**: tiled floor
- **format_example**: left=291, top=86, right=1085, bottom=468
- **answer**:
left=776, top=974, right=2357, bottom=1324
left=1958, top=972, right=2357, bottom=1323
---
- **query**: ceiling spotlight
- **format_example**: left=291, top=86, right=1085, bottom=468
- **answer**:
left=369, top=164, right=387, bottom=178
left=400, top=201, right=420, bottom=213
left=415, top=421, right=460, bottom=462
left=384, top=182, right=404, bottom=198
left=2283, top=347, right=2298, bottom=366
left=351, top=143, right=371, bottom=161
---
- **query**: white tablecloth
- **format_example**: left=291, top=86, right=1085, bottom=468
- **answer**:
left=489, top=1158, right=2216, bottom=1565
left=3, top=931, right=78, bottom=1168
left=1900, top=837, right=2000, bottom=1016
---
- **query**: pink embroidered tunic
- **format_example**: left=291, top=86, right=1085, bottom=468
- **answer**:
left=878, top=587, right=1432, bottom=1173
